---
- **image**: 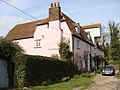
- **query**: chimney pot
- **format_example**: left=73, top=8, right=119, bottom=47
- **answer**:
left=51, top=3, right=53, bottom=7
left=54, top=2, right=56, bottom=7
left=49, top=2, right=61, bottom=21
left=58, top=2, right=60, bottom=7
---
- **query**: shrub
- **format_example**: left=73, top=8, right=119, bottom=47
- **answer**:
left=81, top=72, right=91, bottom=78
left=14, top=53, right=78, bottom=87
left=58, top=39, right=72, bottom=60
left=98, top=65, right=103, bottom=71
left=96, top=69, right=101, bottom=74
left=73, top=75, right=80, bottom=79
left=61, top=76, right=70, bottom=82
left=80, top=68, right=87, bottom=73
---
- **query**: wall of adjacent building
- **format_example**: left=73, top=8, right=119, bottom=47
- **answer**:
left=73, top=37, right=95, bottom=71
left=84, top=28, right=101, bottom=44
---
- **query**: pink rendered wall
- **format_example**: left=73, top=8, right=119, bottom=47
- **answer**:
left=34, top=20, right=61, bottom=57
left=15, top=20, right=72, bottom=57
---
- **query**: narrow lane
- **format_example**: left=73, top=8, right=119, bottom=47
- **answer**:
left=85, top=74, right=120, bottom=90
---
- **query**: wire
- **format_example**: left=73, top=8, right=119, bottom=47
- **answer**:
left=0, top=0, right=38, bottom=20
left=0, top=0, right=70, bottom=36
left=49, top=25, right=70, bottom=36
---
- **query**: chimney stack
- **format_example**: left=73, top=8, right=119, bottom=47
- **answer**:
left=49, top=2, right=61, bottom=21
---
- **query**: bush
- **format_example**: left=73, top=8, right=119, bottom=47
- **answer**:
left=61, top=76, right=70, bottom=82
left=73, top=75, right=80, bottom=79
left=96, top=69, right=101, bottom=74
left=81, top=72, right=91, bottom=78
left=80, top=68, right=87, bottom=73
left=14, top=53, right=78, bottom=87
left=98, top=65, right=103, bottom=71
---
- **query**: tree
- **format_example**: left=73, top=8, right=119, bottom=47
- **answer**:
left=58, top=38, right=72, bottom=61
left=109, top=21, right=120, bottom=61
left=101, top=21, right=120, bottom=64
left=0, top=39, right=22, bottom=60
left=102, top=36, right=109, bottom=61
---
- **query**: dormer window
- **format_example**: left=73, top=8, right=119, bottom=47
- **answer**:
left=75, top=26, right=80, bottom=33
left=87, top=34, right=90, bottom=39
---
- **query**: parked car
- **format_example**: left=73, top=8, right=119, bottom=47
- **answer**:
left=102, top=65, right=115, bottom=76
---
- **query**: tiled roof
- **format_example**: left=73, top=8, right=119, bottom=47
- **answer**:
left=5, top=12, right=94, bottom=45
left=5, top=18, right=49, bottom=40
left=81, top=24, right=101, bottom=29
left=62, top=13, right=94, bottom=45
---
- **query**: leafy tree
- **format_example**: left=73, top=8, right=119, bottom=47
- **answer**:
left=0, top=39, right=22, bottom=60
left=102, top=36, right=109, bottom=61
left=109, top=21, right=120, bottom=61
left=102, top=21, right=120, bottom=63
left=58, top=39, right=72, bottom=61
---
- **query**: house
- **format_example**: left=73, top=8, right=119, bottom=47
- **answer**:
left=5, top=2, right=104, bottom=71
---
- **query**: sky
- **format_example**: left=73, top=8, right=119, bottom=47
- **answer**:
left=0, top=0, right=120, bottom=37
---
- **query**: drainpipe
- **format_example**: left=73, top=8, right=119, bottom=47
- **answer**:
left=72, top=35, right=74, bottom=64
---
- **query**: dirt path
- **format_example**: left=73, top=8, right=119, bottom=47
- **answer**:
left=85, top=74, right=120, bottom=90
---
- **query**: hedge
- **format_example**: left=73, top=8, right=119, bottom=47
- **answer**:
left=14, top=53, right=78, bottom=87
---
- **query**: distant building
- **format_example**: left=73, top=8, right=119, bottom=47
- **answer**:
left=5, top=2, right=104, bottom=71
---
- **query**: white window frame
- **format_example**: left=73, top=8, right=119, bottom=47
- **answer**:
left=75, top=26, right=80, bottom=33
left=34, top=39, right=41, bottom=48
left=76, top=39, right=80, bottom=49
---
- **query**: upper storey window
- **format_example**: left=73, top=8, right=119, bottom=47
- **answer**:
left=75, top=26, right=80, bottom=33
left=35, top=39, right=41, bottom=48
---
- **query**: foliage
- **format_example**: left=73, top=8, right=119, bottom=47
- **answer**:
left=30, top=75, right=93, bottom=90
left=109, top=21, right=120, bottom=61
left=14, top=53, right=79, bottom=87
left=93, top=55, right=105, bottom=70
left=0, top=39, right=22, bottom=87
left=81, top=72, right=91, bottom=78
left=98, top=65, right=103, bottom=71
left=102, top=21, right=120, bottom=62
left=101, top=21, right=120, bottom=64
left=0, top=39, right=22, bottom=60
left=102, top=38, right=109, bottom=61
left=58, top=39, right=72, bottom=61
left=96, top=69, right=101, bottom=74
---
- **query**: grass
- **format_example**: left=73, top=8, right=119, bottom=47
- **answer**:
left=115, top=74, right=120, bottom=79
left=30, top=74, right=94, bottom=90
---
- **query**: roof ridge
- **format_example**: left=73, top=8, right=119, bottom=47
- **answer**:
left=82, top=23, right=101, bottom=29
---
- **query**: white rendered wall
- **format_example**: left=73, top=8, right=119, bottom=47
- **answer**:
left=84, top=28, right=101, bottom=43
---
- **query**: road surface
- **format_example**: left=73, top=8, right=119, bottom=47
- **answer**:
left=85, top=74, right=120, bottom=90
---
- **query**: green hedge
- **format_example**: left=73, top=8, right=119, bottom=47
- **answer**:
left=14, top=53, right=78, bottom=87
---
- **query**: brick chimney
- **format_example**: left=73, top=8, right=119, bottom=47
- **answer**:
left=49, top=2, right=61, bottom=21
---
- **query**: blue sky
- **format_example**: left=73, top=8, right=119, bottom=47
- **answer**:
left=0, top=0, right=120, bottom=36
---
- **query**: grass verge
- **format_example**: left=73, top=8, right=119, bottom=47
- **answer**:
left=30, top=74, right=94, bottom=90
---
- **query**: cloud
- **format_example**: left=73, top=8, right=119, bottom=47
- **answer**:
left=8, top=0, right=34, bottom=9
left=0, top=16, right=26, bottom=36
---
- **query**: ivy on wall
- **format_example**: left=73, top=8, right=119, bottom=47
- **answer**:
left=0, top=39, right=22, bottom=87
